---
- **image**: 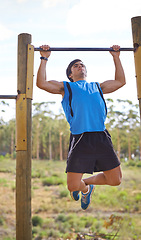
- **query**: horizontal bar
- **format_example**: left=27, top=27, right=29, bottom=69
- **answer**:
left=34, top=47, right=135, bottom=52
left=0, top=95, right=17, bottom=99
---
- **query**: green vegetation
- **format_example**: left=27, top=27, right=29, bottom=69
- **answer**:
left=0, top=159, right=141, bottom=239
left=0, top=99, right=141, bottom=239
left=32, top=215, right=43, bottom=227
left=42, top=175, right=65, bottom=186
left=0, top=99, right=140, bottom=161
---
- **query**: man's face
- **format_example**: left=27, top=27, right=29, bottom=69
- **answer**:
left=69, top=61, right=87, bottom=81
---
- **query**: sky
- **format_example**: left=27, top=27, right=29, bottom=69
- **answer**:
left=0, top=0, right=141, bottom=121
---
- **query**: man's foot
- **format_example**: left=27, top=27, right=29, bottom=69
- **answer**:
left=70, top=191, right=80, bottom=201
left=81, top=185, right=94, bottom=210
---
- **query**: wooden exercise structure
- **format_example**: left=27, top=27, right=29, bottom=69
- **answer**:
left=0, top=16, right=141, bottom=240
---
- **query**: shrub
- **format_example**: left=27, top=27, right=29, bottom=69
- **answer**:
left=0, top=155, right=4, bottom=161
left=32, top=169, right=46, bottom=178
left=118, top=190, right=128, bottom=201
left=46, top=229, right=61, bottom=238
left=136, top=161, right=141, bottom=168
left=135, top=193, right=141, bottom=202
left=56, top=214, right=68, bottom=223
left=0, top=217, right=4, bottom=226
left=126, top=161, right=136, bottom=167
left=32, top=227, right=38, bottom=237
left=42, top=176, right=64, bottom=186
left=59, top=188, right=68, bottom=198
left=32, top=215, right=43, bottom=227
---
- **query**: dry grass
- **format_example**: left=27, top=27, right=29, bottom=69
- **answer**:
left=0, top=159, right=141, bottom=239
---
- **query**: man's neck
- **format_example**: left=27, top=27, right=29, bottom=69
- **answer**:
left=73, top=78, right=86, bottom=82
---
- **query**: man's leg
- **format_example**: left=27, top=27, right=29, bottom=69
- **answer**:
left=67, top=172, right=88, bottom=193
left=67, top=172, right=95, bottom=210
left=83, top=165, right=122, bottom=186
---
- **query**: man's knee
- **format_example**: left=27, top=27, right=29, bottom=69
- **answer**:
left=110, top=176, right=122, bottom=186
left=67, top=181, right=80, bottom=192
left=67, top=172, right=83, bottom=192
left=109, top=173, right=122, bottom=186
left=104, top=167, right=122, bottom=186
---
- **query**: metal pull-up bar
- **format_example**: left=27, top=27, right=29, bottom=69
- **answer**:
left=0, top=95, right=17, bottom=99
left=34, top=47, right=135, bottom=52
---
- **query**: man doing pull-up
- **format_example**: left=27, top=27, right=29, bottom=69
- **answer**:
left=36, top=45, right=126, bottom=210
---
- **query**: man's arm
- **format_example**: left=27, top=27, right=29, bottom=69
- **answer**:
left=36, top=45, right=64, bottom=96
left=100, top=45, right=126, bottom=94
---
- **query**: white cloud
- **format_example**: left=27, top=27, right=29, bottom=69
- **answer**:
left=66, top=0, right=141, bottom=35
left=0, top=24, right=14, bottom=41
left=42, top=0, right=65, bottom=8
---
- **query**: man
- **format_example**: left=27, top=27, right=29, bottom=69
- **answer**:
left=36, top=45, right=126, bottom=210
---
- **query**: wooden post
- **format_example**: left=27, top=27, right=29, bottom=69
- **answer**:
left=131, top=16, right=141, bottom=120
left=16, top=33, right=34, bottom=240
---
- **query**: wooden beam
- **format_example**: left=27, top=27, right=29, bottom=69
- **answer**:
left=16, top=33, right=32, bottom=240
left=131, top=16, right=141, bottom=121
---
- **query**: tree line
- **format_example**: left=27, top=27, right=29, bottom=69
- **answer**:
left=0, top=99, right=140, bottom=161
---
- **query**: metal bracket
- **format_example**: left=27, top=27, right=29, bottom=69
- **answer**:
left=16, top=94, right=27, bottom=151
left=134, top=46, right=141, bottom=99
left=26, top=44, right=34, bottom=99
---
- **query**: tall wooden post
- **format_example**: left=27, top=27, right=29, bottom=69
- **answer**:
left=132, top=16, right=141, bottom=160
left=16, top=33, right=34, bottom=240
left=131, top=16, right=141, bottom=120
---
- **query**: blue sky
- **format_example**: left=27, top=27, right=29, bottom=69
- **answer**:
left=0, top=0, right=141, bottom=120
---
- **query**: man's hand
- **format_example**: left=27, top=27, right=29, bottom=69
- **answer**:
left=40, top=45, right=51, bottom=59
left=37, top=44, right=64, bottom=96
left=110, top=45, right=120, bottom=58
left=100, top=44, right=126, bottom=94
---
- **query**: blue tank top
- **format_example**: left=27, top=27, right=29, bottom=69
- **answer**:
left=61, top=80, right=107, bottom=134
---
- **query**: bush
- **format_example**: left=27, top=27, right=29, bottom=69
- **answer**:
left=0, top=217, right=4, bottom=226
left=0, top=155, right=5, bottom=161
left=59, top=188, right=68, bottom=198
left=32, top=169, right=46, bottom=178
left=126, top=161, right=136, bottom=167
left=42, top=176, right=64, bottom=186
left=136, top=161, right=141, bottom=168
left=56, top=214, right=68, bottom=223
left=46, top=229, right=61, bottom=238
left=135, top=193, right=141, bottom=202
left=32, top=215, right=43, bottom=227
left=32, top=227, right=38, bottom=237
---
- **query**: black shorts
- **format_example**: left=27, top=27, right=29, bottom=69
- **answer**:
left=66, top=130, right=120, bottom=174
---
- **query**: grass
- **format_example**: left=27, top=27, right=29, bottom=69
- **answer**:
left=0, top=159, right=141, bottom=239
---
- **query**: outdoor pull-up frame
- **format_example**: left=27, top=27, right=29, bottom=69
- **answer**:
left=0, top=16, right=141, bottom=240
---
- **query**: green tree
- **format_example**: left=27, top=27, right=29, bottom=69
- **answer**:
left=106, top=98, right=140, bottom=160
left=32, top=102, right=55, bottom=159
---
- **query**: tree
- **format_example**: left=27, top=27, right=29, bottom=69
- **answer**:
left=32, top=102, right=55, bottom=159
left=105, top=98, right=140, bottom=160
left=54, top=108, right=70, bottom=161
left=8, top=119, right=16, bottom=159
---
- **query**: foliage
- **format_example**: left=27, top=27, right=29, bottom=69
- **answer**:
left=0, top=159, right=141, bottom=239
left=32, top=215, right=43, bottom=227
left=0, top=216, right=4, bottom=226
left=42, top=175, right=65, bottom=186
left=59, top=187, right=69, bottom=198
left=0, top=99, right=140, bottom=161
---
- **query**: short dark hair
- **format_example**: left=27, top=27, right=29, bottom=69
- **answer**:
left=66, top=59, right=81, bottom=82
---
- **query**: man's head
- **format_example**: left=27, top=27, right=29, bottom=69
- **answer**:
left=66, top=59, right=87, bottom=82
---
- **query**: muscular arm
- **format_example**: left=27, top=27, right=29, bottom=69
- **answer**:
left=100, top=45, right=126, bottom=94
left=36, top=45, right=64, bottom=96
